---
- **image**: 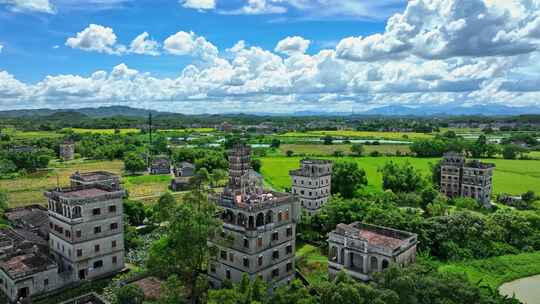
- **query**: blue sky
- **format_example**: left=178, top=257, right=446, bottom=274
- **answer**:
left=0, top=0, right=539, bottom=114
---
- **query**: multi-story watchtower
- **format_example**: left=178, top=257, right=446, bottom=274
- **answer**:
left=289, top=159, right=333, bottom=215
left=59, top=140, right=75, bottom=161
left=208, top=144, right=301, bottom=288
left=45, top=171, right=125, bottom=282
left=461, top=160, right=495, bottom=206
left=440, top=152, right=465, bottom=199
left=440, top=152, right=495, bottom=206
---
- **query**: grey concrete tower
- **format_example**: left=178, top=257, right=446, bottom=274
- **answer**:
left=45, top=171, right=125, bottom=283
left=208, top=144, right=301, bottom=288
left=289, top=159, right=333, bottom=215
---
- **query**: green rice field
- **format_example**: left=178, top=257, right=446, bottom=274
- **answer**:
left=261, top=156, right=540, bottom=195
left=280, top=130, right=433, bottom=140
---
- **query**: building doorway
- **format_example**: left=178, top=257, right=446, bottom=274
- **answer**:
left=78, top=269, right=86, bottom=280
left=17, top=287, right=29, bottom=299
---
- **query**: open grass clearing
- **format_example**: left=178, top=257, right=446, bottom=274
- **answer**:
left=438, top=251, right=540, bottom=289
left=260, top=156, right=540, bottom=195
left=296, top=243, right=328, bottom=287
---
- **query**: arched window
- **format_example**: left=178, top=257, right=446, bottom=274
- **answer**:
left=256, top=213, right=265, bottom=227
left=265, top=210, right=274, bottom=224
left=382, top=259, right=390, bottom=270
left=370, top=256, right=378, bottom=273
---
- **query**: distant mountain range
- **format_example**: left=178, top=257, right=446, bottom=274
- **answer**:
left=0, top=106, right=164, bottom=118
left=0, top=104, right=539, bottom=118
left=357, top=104, right=540, bottom=116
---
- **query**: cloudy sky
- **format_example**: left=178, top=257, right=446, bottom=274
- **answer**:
left=0, top=0, right=540, bottom=114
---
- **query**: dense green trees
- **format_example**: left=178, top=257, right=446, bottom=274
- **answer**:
left=124, top=152, right=147, bottom=174
left=381, top=161, right=425, bottom=193
left=114, top=284, right=145, bottom=304
left=350, top=143, right=364, bottom=156
left=331, top=161, right=368, bottom=198
left=147, top=177, right=221, bottom=302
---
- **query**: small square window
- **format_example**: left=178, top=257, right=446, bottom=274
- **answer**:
left=243, top=257, right=249, bottom=268
left=243, top=238, right=249, bottom=248
left=112, top=240, right=117, bottom=248
left=77, top=249, right=82, bottom=257
left=108, top=205, right=117, bottom=213
left=76, top=230, right=82, bottom=238
left=44, top=279, right=48, bottom=286
left=272, top=232, right=279, bottom=241
left=92, top=208, right=101, bottom=216
left=93, top=260, right=103, bottom=268
left=94, top=226, right=101, bottom=234
left=110, top=223, right=118, bottom=230
left=94, top=244, right=100, bottom=253
left=112, top=256, right=118, bottom=264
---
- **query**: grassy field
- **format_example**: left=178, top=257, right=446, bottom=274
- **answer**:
left=281, top=130, right=433, bottom=140
left=1, top=128, right=63, bottom=139
left=279, top=144, right=410, bottom=156
left=1, top=159, right=178, bottom=207
left=438, top=251, right=540, bottom=289
left=296, top=244, right=328, bottom=286
left=261, top=156, right=540, bottom=195
left=0, top=160, right=124, bottom=207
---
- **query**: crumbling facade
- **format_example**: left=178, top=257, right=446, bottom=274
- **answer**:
left=208, top=144, right=301, bottom=288
left=59, top=140, right=75, bottom=161
left=440, top=152, right=495, bottom=205
left=289, top=159, right=332, bottom=215
left=327, top=222, right=417, bottom=281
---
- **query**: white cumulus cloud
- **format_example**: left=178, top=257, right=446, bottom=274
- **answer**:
left=66, top=24, right=125, bottom=55
left=336, top=0, right=540, bottom=62
left=181, top=0, right=215, bottom=10
left=275, top=36, right=310, bottom=56
left=163, top=31, right=219, bottom=61
left=129, top=32, right=160, bottom=56
left=0, top=0, right=54, bottom=14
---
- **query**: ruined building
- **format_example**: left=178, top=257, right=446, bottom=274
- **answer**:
left=327, top=222, right=417, bottom=281
left=289, top=159, right=332, bottom=215
left=208, top=144, right=301, bottom=287
left=59, top=140, right=75, bottom=161
left=0, top=171, right=125, bottom=303
left=440, top=152, right=495, bottom=206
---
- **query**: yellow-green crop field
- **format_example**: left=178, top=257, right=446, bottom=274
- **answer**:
left=69, top=128, right=141, bottom=134
left=260, top=156, right=540, bottom=195
left=156, top=128, right=215, bottom=133
left=1, top=128, right=63, bottom=139
left=280, top=130, right=433, bottom=140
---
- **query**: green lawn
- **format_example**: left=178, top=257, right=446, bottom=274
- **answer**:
left=296, top=244, right=328, bottom=286
left=261, top=156, right=540, bottom=195
left=438, top=251, right=540, bottom=289
left=69, top=128, right=141, bottom=134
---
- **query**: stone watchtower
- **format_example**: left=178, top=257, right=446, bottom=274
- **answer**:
left=59, top=140, right=75, bottom=161
left=440, top=152, right=495, bottom=206
left=208, top=144, right=301, bottom=288
left=440, top=152, right=465, bottom=199
left=289, top=159, right=333, bottom=215
left=45, top=171, right=125, bottom=282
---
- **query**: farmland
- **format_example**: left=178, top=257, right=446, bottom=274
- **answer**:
left=280, top=130, right=433, bottom=140
left=261, top=156, right=540, bottom=195
left=0, top=159, right=179, bottom=207
left=279, top=144, right=411, bottom=156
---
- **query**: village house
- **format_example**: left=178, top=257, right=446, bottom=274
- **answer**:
left=327, top=222, right=417, bottom=281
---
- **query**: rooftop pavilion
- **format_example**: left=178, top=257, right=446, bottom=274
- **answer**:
left=45, top=185, right=124, bottom=205
left=332, top=222, right=417, bottom=253
left=70, top=171, right=121, bottom=190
